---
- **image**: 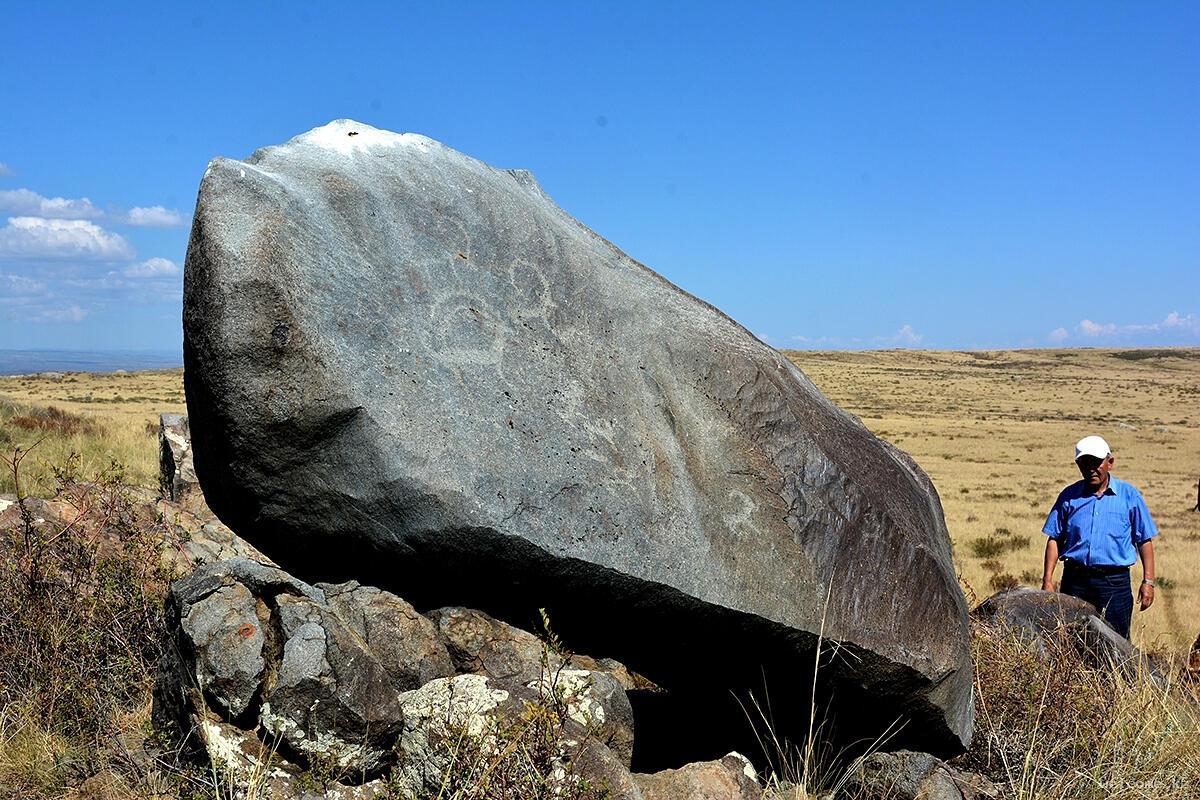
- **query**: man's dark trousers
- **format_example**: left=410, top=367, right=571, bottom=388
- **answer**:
left=1061, top=560, right=1134, bottom=639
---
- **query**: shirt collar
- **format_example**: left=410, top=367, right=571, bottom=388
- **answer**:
left=1074, top=476, right=1119, bottom=497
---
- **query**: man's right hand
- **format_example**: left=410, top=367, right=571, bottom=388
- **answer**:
left=1042, top=579, right=1055, bottom=592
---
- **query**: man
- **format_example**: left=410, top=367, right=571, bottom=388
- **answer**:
left=1040, top=435, right=1157, bottom=639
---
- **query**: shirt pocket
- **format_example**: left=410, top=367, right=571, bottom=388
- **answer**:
left=1102, top=509, right=1132, bottom=539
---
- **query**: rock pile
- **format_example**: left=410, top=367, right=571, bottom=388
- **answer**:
left=181, top=120, right=974, bottom=762
left=153, top=558, right=752, bottom=799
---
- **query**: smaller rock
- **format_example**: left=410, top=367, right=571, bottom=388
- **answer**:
left=180, top=581, right=268, bottom=720
left=526, top=668, right=636, bottom=767
left=393, top=673, right=639, bottom=800
left=1115, top=422, right=1138, bottom=431
left=973, top=588, right=1138, bottom=669
left=261, top=592, right=404, bottom=776
left=633, top=752, right=761, bottom=800
left=427, top=606, right=551, bottom=684
left=320, top=581, right=454, bottom=690
left=842, top=750, right=1005, bottom=800
left=427, top=605, right=648, bottom=690
left=159, top=413, right=207, bottom=512
left=159, top=509, right=276, bottom=576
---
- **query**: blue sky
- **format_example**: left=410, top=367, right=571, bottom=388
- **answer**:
left=1, top=2, right=1197, bottom=352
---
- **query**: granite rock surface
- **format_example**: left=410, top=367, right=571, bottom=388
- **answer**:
left=183, top=120, right=972, bottom=758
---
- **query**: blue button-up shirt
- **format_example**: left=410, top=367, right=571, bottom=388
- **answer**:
left=1042, top=476, right=1158, bottom=567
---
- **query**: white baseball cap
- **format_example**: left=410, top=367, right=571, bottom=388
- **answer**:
left=1074, top=435, right=1111, bottom=462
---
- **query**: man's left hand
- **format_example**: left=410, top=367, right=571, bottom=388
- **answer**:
left=1138, top=582, right=1155, bottom=611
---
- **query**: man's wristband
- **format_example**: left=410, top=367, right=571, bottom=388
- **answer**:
left=1141, top=579, right=1155, bottom=587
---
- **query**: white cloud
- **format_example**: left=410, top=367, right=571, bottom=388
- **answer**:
left=1079, top=319, right=1117, bottom=337
left=892, top=324, right=923, bottom=345
left=0, top=188, right=102, bottom=219
left=0, top=216, right=136, bottom=261
left=1048, top=327, right=1069, bottom=344
left=1, top=273, right=46, bottom=295
left=0, top=163, right=12, bottom=177
left=38, top=304, right=89, bottom=323
left=0, top=189, right=185, bottom=228
left=122, top=205, right=187, bottom=228
left=1160, top=311, right=1200, bottom=334
left=124, top=257, right=180, bottom=277
left=1077, top=312, right=1200, bottom=338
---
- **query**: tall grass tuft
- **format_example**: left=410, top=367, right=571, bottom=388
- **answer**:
left=963, top=621, right=1200, bottom=800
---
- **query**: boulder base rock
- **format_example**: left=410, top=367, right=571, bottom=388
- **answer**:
left=183, top=119, right=973, bottom=760
left=842, top=751, right=1006, bottom=800
left=154, top=560, right=456, bottom=779
left=973, top=588, right=1139, bottom=670
left=633, top=752, right=761, bottom=800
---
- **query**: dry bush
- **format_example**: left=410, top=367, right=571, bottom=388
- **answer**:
left=988, top=573, right=1019, bottom=591
left=0, top=446, right=170, bottom=799
left=8, top=405, right=99, bottom=437
left=971, top=536, right=1024, bottom=559
left=962, top=622, right=1200, bottom=800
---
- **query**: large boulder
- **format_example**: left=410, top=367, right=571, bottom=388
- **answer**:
left=182, top=120, right=973, bottom=761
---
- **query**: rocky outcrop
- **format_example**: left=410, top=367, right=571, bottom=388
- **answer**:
left=154, top=559, right=457, bottom=778
left=182, top=120, right=972, bottom=759
left=154, top=559, right=645, bottom=796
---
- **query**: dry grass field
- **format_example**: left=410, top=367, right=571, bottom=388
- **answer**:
left=2, top=348, right=1198, bottom=651
left=787, top=347, right=1200, bottom=652
left=0, top=369, right=185, bottom=496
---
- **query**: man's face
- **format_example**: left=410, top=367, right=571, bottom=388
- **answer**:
left=1076, top=454, right=1113, bottom=490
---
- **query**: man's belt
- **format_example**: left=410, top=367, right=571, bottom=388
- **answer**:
left=1063, top=560, right=1131, bottom=575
